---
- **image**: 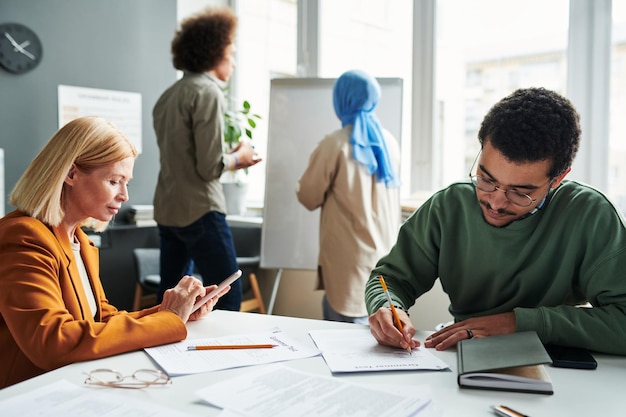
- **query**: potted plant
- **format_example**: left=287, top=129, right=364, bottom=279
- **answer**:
left=221, top=95, right=262, bottom=215
left=224, top=99, right=261, bottom=153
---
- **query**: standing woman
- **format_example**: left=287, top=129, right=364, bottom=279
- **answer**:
left=152, top=7, right=261, bottom=309
left=297, top=70, right=402, bottom=324
left=0, top=117, right=226, bottom=388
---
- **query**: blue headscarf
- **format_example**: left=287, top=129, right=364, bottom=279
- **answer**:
left=333, top=70, right=399, bottom=188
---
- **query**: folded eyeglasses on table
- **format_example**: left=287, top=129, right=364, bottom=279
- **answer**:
left=83, top=368, right=171, bottom=389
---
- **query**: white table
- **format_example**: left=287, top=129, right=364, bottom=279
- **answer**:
left=1, top=310, right=623, bottom=416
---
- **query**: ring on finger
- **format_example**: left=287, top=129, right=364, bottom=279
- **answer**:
left=466, top=329, right=474, bottom=339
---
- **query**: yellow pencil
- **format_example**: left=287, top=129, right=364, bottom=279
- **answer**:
left=378, top=275, right=411, bottom=354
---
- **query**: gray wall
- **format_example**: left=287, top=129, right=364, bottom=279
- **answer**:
left=0, top=0, right=177, bottom=218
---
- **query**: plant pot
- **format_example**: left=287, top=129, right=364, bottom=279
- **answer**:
left=222, top=182, right=249, bottom=215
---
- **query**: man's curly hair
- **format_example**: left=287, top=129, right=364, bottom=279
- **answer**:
left=171, top=7, right=237, bottom=73
left=478, top=87, right=581, bottom=179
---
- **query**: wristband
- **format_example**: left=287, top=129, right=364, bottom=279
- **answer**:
left=233, top=154, right=239, bottom=169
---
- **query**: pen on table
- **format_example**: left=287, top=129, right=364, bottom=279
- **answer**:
left=378, top=275, right=411, bottom=354
left=491, top=405, right=529, bottom=417
left=187, top=344, right=278, bottom=351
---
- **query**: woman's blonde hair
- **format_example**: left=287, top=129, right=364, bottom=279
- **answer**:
left=10, top=116, right=138, bottom=232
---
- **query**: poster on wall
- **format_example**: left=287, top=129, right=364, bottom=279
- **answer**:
left=57, top=85, right=142, bottom=153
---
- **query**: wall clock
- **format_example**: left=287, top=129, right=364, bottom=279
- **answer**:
left=0, top=22, right=43, bottom=74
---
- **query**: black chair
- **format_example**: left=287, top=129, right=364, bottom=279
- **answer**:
left=132, top=248, right=161, bottom=311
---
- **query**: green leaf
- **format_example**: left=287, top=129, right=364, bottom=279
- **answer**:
left=222, top=98, right=261, bottom=156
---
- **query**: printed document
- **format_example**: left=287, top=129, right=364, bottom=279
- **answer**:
left=0, top=379, right=196, bottom=417
left=145, top=328, right=320, bottom=376
left=309, top=328, right=449, bottom=373
left=196, top=364, right=434, bottom=417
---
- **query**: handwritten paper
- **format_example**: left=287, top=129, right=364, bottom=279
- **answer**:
left=0, top=379, right=196, bottom=417
left=309, top=328, right=449, bottom=373
left=144, top=328, right=320, bottom=376
left=196, top=364, right=433, bottom=417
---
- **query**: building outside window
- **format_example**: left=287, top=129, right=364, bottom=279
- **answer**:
left=435, top=0, right=569, bottom=185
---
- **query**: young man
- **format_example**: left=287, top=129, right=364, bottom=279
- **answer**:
left=366, top=87, right=626, bottom=355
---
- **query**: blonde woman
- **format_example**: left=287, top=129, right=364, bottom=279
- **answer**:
left=0, top=117, right=228, bottom=388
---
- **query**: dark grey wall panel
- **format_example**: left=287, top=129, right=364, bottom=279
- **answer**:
left=0, top=0, right=177, bottom=219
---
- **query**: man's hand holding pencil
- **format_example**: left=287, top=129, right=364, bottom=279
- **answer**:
left=368, top=276, right=420, bottom=353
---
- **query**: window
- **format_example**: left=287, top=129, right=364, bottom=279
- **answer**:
left=175, top=0, right=298, bottom=207
left=179, top=0, right=621, bottom=213
left=609, top=0, right=626, bottom=213
left=234, top=0, right=413, bottom=202
left=435, top=0, right=569, bottom=187
left=317, top=0, right=413, bottom=197
left=234, top=0, right=298, bottom=205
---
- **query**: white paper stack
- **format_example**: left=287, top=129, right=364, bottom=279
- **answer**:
left=128, top=204, right=156, bottom=226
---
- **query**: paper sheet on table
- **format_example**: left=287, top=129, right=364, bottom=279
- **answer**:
left=144, top=327, right=320, bottom=376
left=0, top=379, right=196, bottom=417
left=215, top=399, right=443, bottom=417
left=197, top=363, right=433, bottom=417
left=309, top=328, right=449, bottom=373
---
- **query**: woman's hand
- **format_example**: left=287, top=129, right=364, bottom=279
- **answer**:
left=187, top=284, right=232, bottom=321
left=159, top=276, right=222, bottom=323
left=232, top=140, right=262, bottom=169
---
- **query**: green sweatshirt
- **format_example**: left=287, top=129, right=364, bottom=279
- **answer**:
left=366, top=180, right=626, bottom=354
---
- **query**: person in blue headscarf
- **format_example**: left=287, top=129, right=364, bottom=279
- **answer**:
left=296, top=69, right=401, bottom=324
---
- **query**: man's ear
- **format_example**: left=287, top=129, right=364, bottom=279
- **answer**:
left=551, top=167, right=571, bottom=188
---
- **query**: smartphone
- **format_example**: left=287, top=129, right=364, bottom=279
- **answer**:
left=191, top=269, right=242, bottom=313
left=544, top=344, right=597, bottom=370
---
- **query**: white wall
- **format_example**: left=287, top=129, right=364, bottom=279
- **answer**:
left=177, top=0, right=227, bottom=20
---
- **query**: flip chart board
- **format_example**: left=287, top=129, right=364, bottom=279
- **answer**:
left=261, top=77, right=403, bottom=270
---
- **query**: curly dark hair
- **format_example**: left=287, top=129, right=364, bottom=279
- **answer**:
left=478, top=87, right=581, bottom=178
left=171, top=7, right=237, bottom=73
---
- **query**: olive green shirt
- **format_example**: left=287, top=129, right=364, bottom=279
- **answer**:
left=366, top=180, right=626, bottom=355
left=153, top=72, right=235, bottom=227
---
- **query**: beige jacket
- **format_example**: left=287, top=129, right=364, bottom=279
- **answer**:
left=297, top=126, right=401, bottom=317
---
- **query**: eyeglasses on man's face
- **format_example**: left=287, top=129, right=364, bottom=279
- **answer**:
left=469, top=175, right=541, bottom=207
left=84, top=368, right=171, bottom=389
left=468, top=150, right=553, bottom=208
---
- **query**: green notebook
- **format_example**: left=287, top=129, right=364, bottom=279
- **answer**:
left=457, top=331, right=554, bottom=394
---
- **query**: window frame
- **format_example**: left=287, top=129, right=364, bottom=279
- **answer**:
left=295, top=0, right=614, bottom=196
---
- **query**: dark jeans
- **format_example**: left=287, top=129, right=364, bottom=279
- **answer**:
left=157, top=211, right=242, bottom=310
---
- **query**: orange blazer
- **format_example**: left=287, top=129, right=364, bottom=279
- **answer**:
left=0, top=211, right=187, bottom=388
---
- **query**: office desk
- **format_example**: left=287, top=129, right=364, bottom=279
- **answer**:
left=1, top=311, right=623, bottom=416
